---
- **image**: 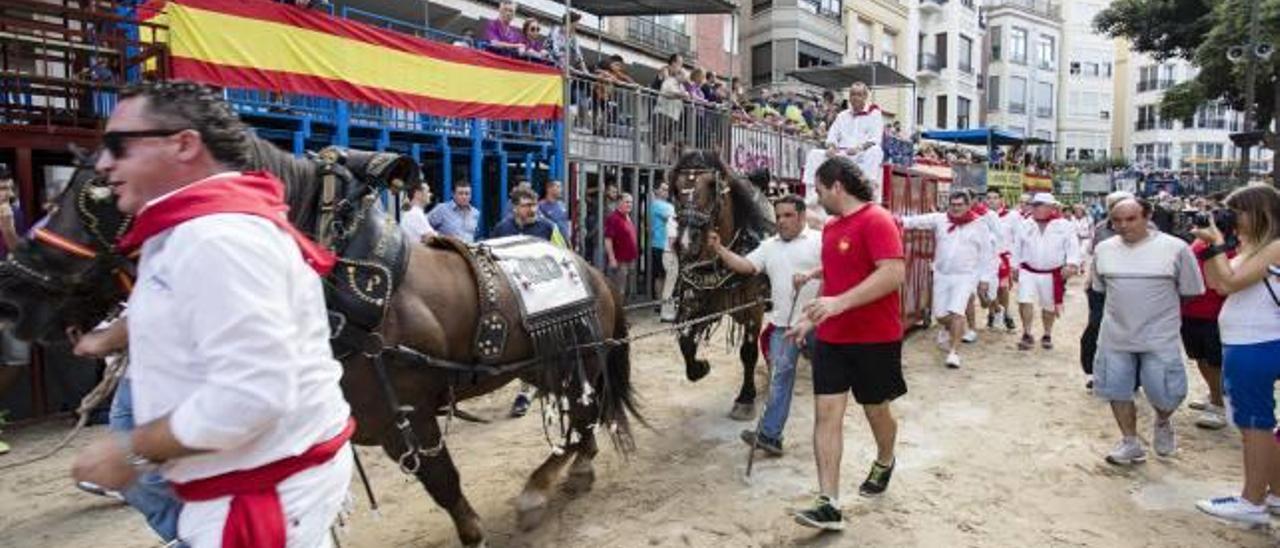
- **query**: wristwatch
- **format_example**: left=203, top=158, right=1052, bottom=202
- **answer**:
left=1200, top=243, right=1228, bottom=261
left=115, top=432, right=160, bottom=474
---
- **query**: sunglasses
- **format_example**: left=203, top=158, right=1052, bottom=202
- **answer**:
left=101, top=128, right=190, bottom=159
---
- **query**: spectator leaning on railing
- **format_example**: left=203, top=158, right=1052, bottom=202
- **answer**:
left=484, top=1, right=526, bottom=57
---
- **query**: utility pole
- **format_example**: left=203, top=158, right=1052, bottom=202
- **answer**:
left=1238, top=0, right=1261, bottom=179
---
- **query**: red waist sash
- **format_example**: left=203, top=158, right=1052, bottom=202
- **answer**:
left=171, top=418, right=355, bottom=548
left=1019, top=263, right=1065, bottom=305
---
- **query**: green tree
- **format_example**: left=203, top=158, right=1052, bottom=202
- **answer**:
left=1096, top=0, right=1280, bottom=181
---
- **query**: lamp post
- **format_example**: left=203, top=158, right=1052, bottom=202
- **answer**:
left=1230, top=0, right=1266, bottom=180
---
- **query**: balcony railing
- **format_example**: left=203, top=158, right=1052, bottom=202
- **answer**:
left=1008, top=102, right=1026, bottom=114
left=798, top=0, right=843, bottom=23
left=1136, top=79, right=1175, bottom=93
left=856, top=41, right=874, bottom=62
left=919, top=52, right=942, bottom=73
left=626, top=17, right=694, bottom=60
left=987, top=0, right=1060, bottom=18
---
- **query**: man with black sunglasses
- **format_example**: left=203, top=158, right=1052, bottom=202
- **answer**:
left=70, top=81, right=353, bottom=548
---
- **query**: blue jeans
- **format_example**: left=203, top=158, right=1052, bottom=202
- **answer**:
left=110, top=378, right=183, bottom=543
left=759, top=328, right=812, bottom=441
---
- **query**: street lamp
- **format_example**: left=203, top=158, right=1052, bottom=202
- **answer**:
left=1227, top=0, right=1268, bottom=180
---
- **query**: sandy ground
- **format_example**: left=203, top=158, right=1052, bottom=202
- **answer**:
left=0, top=280, right=1276, bottom=548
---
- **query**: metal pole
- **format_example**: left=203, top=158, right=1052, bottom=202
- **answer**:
left=422, top=0, right=430, bottom=33
left=1238, top=0, right=1261, bottom=180
left=561, top=0, right=573, bottom=183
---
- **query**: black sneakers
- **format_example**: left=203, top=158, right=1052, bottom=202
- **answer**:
left=859, top=459, right=895, bottom=497
left=740, top=429, right=784, bottom=457
left=793, top=495, right=844, bottom=531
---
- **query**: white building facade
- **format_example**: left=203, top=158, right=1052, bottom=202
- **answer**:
left=915, top=0, right=984, bottom=131
left=981, top=0, right=1060, bottom=151
left=1055, top=0, right=1113, bottom=162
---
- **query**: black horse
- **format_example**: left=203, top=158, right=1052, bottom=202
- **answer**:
left=668, top=150, right=775, bottom=421
left=0, top=137, right=640, bottom=547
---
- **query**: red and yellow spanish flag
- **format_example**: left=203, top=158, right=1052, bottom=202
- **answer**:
left=150, top=0, right=562, bottom=120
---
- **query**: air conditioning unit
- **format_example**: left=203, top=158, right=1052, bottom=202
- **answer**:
left=1100, top=110, right=1111, bottom=120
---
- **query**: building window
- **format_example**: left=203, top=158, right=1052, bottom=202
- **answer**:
left=917, top=96, right=926, bottom=126
left=798, top=40, right=842, bottom=69
left=937, top=95, right=948, bottom=128
left=857, top=41, right=874, bottom=62
left=936, top=33, right=948, bottom=69
left=957, top=97, right=971, bottom=129
left=751, top=42, right=773, bottom=86
left=1136, top=104, right=1158, bottom=131
left=987, top=75, right=1000, bottom=111
left=1009, top=76, right=1027, bottom=114
left=1035, top=82, right=1053, bottom=118
left=989, top=26, right=1002, bottom=60
left=1036, top=35, right=1055, bottom=70
left=798, top=0, right=842, bottom=23
left=722, top=17, right=736, bottom=54
left=1010, top=28, right=1027, bottom=64
left=1137, top=65, right=1157, bottom=92
left=959, top=35, right=974, bottom=74
left=1159, top=64, right=1176, bottom=88
left=881, top=32, right=898, bottom=69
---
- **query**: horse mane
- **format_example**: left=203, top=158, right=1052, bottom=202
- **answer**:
left=670, top=150, right=775, bottom=239
left=242, top=134, right=323, bottom=235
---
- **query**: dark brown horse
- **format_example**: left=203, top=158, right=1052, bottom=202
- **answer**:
left=0, top=138, right=639, bottom=547
left=669, top=150, right=774, bottom=421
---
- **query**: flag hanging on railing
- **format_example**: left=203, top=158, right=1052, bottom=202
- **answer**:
left=147, top=0, right=562, bottom=121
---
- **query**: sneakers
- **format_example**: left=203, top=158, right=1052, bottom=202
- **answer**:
left=740, top=429, right=784, bottom=457
left=76, top=481, right=124, bottom=501
left=1004, top=315, right=1017, bottom=332
left=859, top=458, right=896, bottom=497
left=1040, top=335, right=1053, bottom=350
left=1017, top=334, right=1035, bottom=351
left=1105, top=437, right=1147, bottom=465
left=794, top=495, right=844, bottom=531
left=991, top=310, right=1006, bottom=331
left=1188, top=399, right=1209, bottom=411
left=944, top=351, right=961, bottom=369
left=1267, top=494, right=1280, bottom=515
left=1196, top=496, right=1270, bottom=527
left=509, top=394, right=532, bottom=418
left=1153, top=419, right=1177, bottom=457
left=961, top=330, right=978, bottom=344
left=1195, top=405, right=1228, bottom=430
left=986, top=311, right=996, bottom=329
left=1085, top=376, right=1094, bottom=391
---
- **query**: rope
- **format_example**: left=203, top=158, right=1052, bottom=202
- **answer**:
left=0, top=352, right=128, bottom=471
left=602, top=298, right=769, bottom=348
left=621, top=296, right=679, bottom=311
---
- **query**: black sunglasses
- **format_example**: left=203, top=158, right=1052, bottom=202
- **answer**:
left=101, top=128, right=190, bottom=159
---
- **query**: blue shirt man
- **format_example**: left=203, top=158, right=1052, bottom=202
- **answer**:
left=427, top=184, right=479, bottom=243
left=649, top=188, right=674, bottom=253
left=538, top=179, right=571, bottom=241
left=491, top=188, right=559, bottom=243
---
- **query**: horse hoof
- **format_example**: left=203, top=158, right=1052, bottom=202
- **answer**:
left=564, top=468, right=596, bottom=495
left=516, top=491, right=548, bottom=531
left=686, top=360, right=710, bottom=382
left=728, top=402, right=756, bottom=422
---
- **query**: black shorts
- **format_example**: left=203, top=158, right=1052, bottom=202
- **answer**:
left=1181, top=317, right=1223, bottom=366
left=813, top=340, right=907, bottom=405
left=650, top=248, right=667, bottom=279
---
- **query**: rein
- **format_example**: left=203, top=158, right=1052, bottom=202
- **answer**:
left=28, top=227, right=136, bottom=294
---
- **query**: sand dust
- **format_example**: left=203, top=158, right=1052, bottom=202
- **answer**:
left=0, top=280, right=1274, bottom=547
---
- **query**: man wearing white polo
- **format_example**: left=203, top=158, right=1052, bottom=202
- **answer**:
left=801, top=82, right=884, bottom=212
left=1011, top=192, right=1081, bottom=351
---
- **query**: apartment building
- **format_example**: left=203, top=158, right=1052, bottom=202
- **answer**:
left=846, top=0, right=916, bottom=125
left=744, top=0, right=847, bottom=91
left=915, top=0, right=984, bottom=131
left=1055, top=0, right=1113, bottom=162
left=982, top=0, right=1060, bottom=149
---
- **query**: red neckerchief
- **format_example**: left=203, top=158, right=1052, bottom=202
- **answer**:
left=851, top=104, right=881, bottom=117
left=997, top=207, right=1010, bottom=217
left=947, top=209, right=980, bottom=233
left=1034, top=211, right=1063, bottom=226
left=971, top=202, right=989, bottom=216
left=117, top=171, right=336, bottom=276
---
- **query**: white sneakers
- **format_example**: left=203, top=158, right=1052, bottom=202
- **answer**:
left=961, top=329, right=978, bottom=343
left=1105, top=437, right=1147, bottom=465
left=1196, top=496, right=1271, bottom=527
left=990, top=309, right=1005, bottom=331
left=1153, top=419, right=1177, bottom=457
left=1195, top=405, right=1228, bottom=430
left=945, top=351, right=961, bottom=369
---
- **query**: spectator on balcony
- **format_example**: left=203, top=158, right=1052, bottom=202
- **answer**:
left=520, top=19, right=550, bottom=63
left=656, top=66, right=689, bottom=148
left=686, top=68, right=709, bottom=103
left=549, top=11, right=587, bottom=72
left=801, top=82, right=886, bottom=207
left=653, top=54, right=683, bottom=91
left=399, top=182, right=436, bottom=245
left=484, top=1, right=527, bottom=58
left=427, top=183, right=479, bottom=244
left=453, top=28, right=476, bottom=49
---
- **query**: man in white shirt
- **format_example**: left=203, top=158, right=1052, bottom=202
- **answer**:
left=1011, top=193, right=1081, bottom=351
left=901, top=190, right=992, bottom=368
left=801, top=82, right=885, bottom=213
left=707, top=195, right=821, bottom=455
left=71, top=81, right=352, bottom=548
left=400, top=182, right=436, bottom=244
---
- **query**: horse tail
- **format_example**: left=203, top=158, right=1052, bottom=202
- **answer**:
left=599, top=285, right=644, bottom=453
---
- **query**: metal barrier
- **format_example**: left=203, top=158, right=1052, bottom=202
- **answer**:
left=729, top=123, right=814, bottom=180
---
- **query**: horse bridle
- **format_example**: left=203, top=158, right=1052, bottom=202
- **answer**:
left=673, top=168, right=728, bottom=233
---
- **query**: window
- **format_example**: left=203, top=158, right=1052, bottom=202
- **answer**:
left=1035, top=82, right=1053, bottom=118
left=1036, top=35, right=1055, bottom=70
left=881, top=32, right=898, bottom=69
left=1136, top=105, right=1158, bottom=131
left=959, top=35, right=974, bottom=73
left=1137, top=66, right=1157, bottom=92
left=1010, top=28, right=1027, bottom=64
left=751, top=42, right=773, bottom=86
left=1159, top=64, right=1176, bottom=88
left=798, top=0, right=842, bottom=22
left=917, top=97, right=926, bottom=126
left=1195, top=101, right=1230, bottom=129
left=957, top=97, right=971, bottom=129
left=937, top=95, right=949, bottom=128
left=857, top=41, right=874, bottom=62
left=936, top=34, right=948, bottom=68
left=987, top=75, right=1000, bottom=111
left=1009, top=76, right=1027, bottom=113
left=989, top=26, right=1002, bottom=60
left=798, top=40, right=842, bottom=69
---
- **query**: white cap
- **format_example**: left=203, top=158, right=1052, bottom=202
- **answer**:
left=1030, top=192, right=1058, bottom=206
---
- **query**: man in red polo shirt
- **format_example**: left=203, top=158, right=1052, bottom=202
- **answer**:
left=787, top=156, right=906, bottom=531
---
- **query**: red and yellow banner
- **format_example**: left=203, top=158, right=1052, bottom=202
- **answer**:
left=150, top=0, right=562, bottom=120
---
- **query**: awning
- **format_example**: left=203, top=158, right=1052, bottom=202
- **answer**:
left=565, top=0, right=736, bottom=16
left=921, top=128, right=1053, bottom=146
left=786, top=62, right=914, bottom=89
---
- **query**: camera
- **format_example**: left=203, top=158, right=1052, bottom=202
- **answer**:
left=1193, top=209, right=1236, bottom=233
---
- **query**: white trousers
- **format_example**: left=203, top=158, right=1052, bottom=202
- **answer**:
left=177, top=444, right=354, bottom=548
left=933, top=272, right=978, bottom=319
left=1017, top=271, right=1057, bottom=309
left=801, top=146, right=885, bottom=205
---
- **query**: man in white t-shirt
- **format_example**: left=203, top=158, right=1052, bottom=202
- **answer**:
left=399, top=182, right=436, bottom=244
left=708, top=195, right=821, bottom=456
left=801, top=82, right=884, bottom=214
left=1011, top=193, right=1081, bottom=351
